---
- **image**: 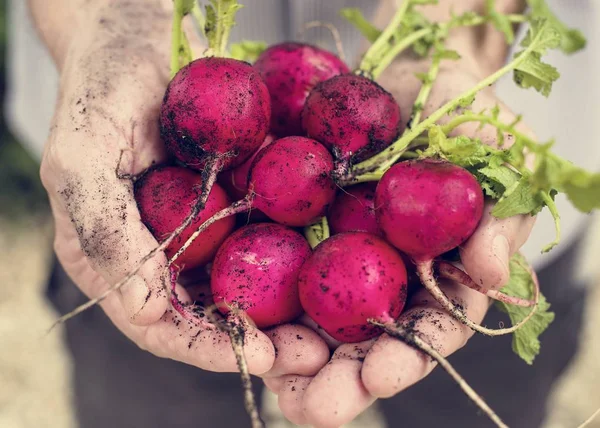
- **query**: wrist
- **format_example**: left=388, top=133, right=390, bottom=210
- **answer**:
left=28, top=0, right=172, bottom=71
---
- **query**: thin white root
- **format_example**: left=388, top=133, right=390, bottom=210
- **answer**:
left=577, top=407, right=600, bottom=428
left=47, top=162, right=222, bottom=333
left=300, top=21, right=346, bottom=62
left=370, top=319, right=508, bottom=428
left=416, top=260, right=539, bottom=336
left=220, top=316, right=264, bottom=428
left=437, top=261, right=536, bottom=307
left=163, top=197, right=252, bottom=301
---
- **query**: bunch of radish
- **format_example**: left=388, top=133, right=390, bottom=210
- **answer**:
left=54, top=1, right=600, bottom=427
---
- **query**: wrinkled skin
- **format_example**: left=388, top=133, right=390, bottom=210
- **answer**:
left=38, top=2, right=320, bottom=379
left=211, top=223, right=311, bottom=328
left=255, top=42, right=349, bottom=137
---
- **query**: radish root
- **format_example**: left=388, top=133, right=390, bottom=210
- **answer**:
left=300, top=21, right=346, bottom=62
left=47, top=160, right=223, bottom=333
left=369, top=319, right=508, bottom=428
left=168, top=268, right=262, bottom=428
left=436, top=261, right=536, bottom=307
left=225, top=316, right=265, bottom=428
left=416, top=260, right=539, bottom=336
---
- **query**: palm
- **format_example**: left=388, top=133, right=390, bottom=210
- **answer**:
left=40, top=41, right=279, bottom=373
left=262, top=62, right=538, bottom=427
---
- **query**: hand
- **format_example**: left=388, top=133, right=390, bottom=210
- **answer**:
left=39, top=3, right=288, bottom=375
left=262, top=60, right=538, bottom=427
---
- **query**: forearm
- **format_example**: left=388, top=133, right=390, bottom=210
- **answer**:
left=27, top=0, right=172, bottom=70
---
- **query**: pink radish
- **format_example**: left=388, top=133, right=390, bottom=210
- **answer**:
left=298, top=231, right=408, bottom=343
left=255, top=42, right=349, bottom=137
left=134, top=165, right=235, bottom=270
left=160, top=57, right=271, bottom=172
left=328, top=183, right=381, bottom=236
left=211, top=223, right=312, bottom=328
left=302, top=73, right=402, bottom=169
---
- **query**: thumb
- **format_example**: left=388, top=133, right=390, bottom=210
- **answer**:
left=459, top=200, right=536, bottom=290
left=46, top=156, right=169, bottom=326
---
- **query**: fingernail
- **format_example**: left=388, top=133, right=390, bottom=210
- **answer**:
left=120, top=274, right=150, bottom=320
left=492, top=234, right=511, bottom=273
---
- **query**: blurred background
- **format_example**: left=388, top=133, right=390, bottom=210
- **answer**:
left=0, top=0, right=599, bottom=427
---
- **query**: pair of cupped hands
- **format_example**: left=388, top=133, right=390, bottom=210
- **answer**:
left=40, top=9, right=536, bottom=428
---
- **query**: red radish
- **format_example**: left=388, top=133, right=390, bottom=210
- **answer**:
left=134, top=165, right=235, bottom=270
left=375, top=159, right=499, bottom=335
left=219, top=134, right=275, bottom=201
left=211, top=223, right=312, bottom=328
left=375, top=159, right=484, bottom=262
left=160, top=57, right=271, bottom=172
left=254, top=42, right=349, bottom=137
left=168, top=137, right=338, bottom=260
left=248, top=136, right=337, bottom=227
left=298, top=232, right=408, bottom=343
left=302, top=74, right=401, bottom=166
left=328, top=183, right=381, bottom=236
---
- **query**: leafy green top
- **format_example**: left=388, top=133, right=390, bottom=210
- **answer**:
left=496, top=254, right=555, bottom=364
left=341, top=0, right=593, bottom=363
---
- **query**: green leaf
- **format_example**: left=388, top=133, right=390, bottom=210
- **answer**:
left=475, top=164, right=521, bottom=199
left=526, top=0, right=587, bottom=53
left=340, top=8, right=381, bottom=42
left=491, top=177, right=543, bottom=218
left=513, top=51, right=560, bottom=96
left=563, top=171, right=600, bottom=212
left=433, top=48, right=461, bottom=61
left=204, top=0, right=243, bottom=56
left=495, top=254, right=555, bottom=364
left=526, top=142, right=600, bottom=213
left=229, top=40, right=267, bottom=62
left=512, top=19, right=562, bottom=96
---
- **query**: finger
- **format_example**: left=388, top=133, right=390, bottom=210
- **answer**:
left=141, top=307, right=276, bottom=375
left=277, top=375, right=312, bottom=426
left=460, top=200, right=536, bottom=290
left=302, top=341, right=376, bottom=428
left=262, top=324, right=331, bottom=378
left=361, top=276, right=489, bottom=398
left=263, top=377, right=285, bottom=394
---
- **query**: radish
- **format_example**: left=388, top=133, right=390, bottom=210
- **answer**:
left=328, top=183, right=381, bottom=236
left=134, top=165, right=235, bottom=270
left=374, top=159, right=515, bottom=335
left=254, top=42, right=349, bottom=137
left=302, top=73, right=402, bottom=172
left=298, top=231, right=408, bottom=343
left=376, top=159, right=484, bottom=261
left=167, top=137, right=337, bottom=267
left=211, top=223, right=312, bottom=328
left=248, top=136, right=337, bottom=226
left=218, top=134, right=274, bottom=201
left=160, top=56, right=271, bottom=173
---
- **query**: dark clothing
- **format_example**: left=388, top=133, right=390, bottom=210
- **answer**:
left=47, top=234, right=588, bottom=428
